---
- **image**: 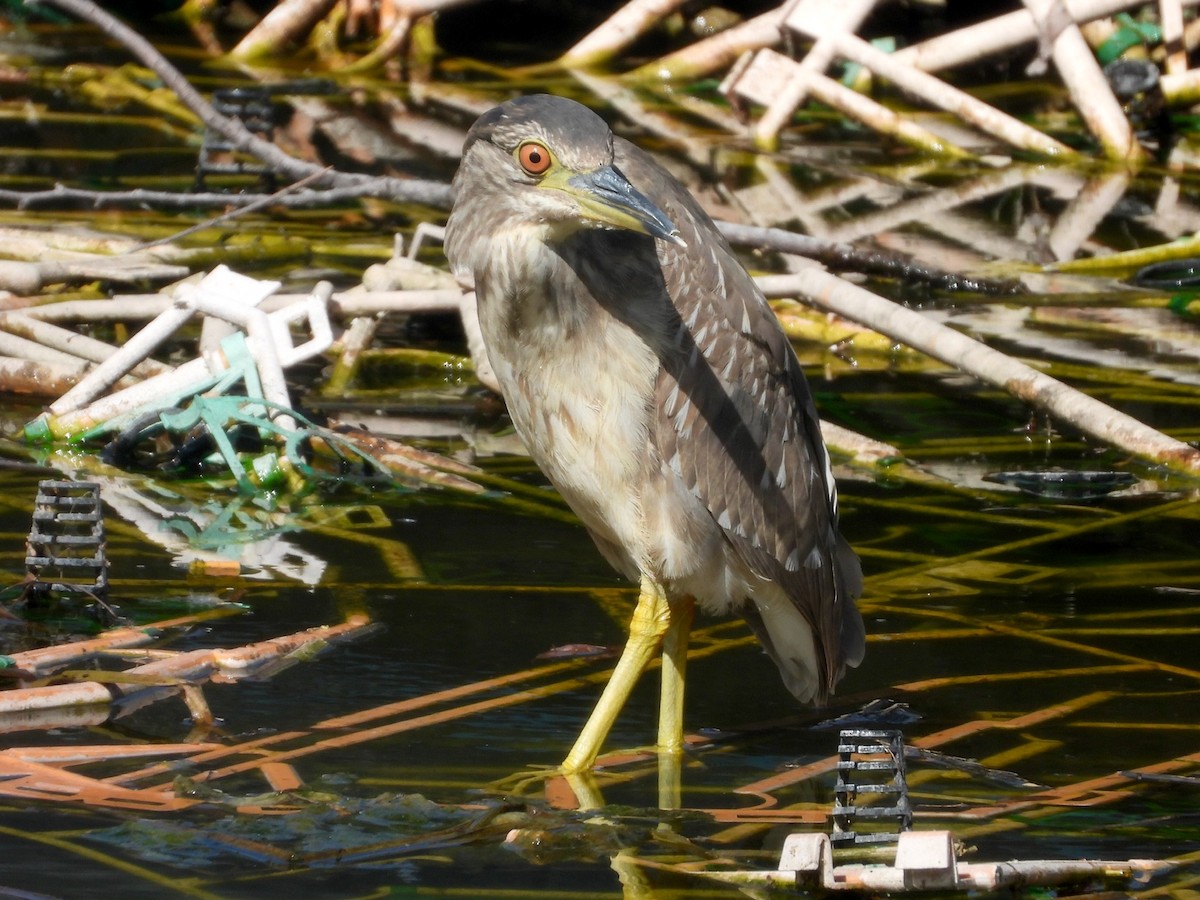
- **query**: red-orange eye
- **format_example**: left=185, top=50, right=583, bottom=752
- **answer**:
left=517, top=141, right=552, bottom=176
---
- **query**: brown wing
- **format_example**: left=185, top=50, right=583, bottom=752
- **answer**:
left=614, top=138, right=865, bottom=697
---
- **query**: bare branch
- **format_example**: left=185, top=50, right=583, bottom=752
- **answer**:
left=134, top=168, right=332, bottom=250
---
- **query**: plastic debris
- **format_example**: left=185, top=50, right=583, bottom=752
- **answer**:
left=685, top=729, right=1171, bottom=893
left=24, top=480, right=107, bottom=600
left=27, top=265, right=331, bottom=440
left=760, top=829, right=1167, bottom=892
left=832, top=728, right=912, bottom=846
left=19, top=264, right=487, bottom=499
left=19, top=266, right=373, bottom=494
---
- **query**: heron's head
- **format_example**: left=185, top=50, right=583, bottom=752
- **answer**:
left=454, top=94, right=684, bottom=247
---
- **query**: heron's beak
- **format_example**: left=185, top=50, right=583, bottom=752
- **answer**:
left=554, top=164, right=686, bottom=247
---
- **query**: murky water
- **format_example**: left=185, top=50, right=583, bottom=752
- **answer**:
left=0, top=16, right=1196, bottom=899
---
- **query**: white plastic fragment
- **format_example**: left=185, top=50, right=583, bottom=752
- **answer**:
left=893, top=830, right=958, bottom=890
left=48, top=303, right=194, bottom=415
left=36, top=265, right=333, bottom=437
left=746, top=828, right=1163, bottom=892
left=778, top=832, right=833, bottom=886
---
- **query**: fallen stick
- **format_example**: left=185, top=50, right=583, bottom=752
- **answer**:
left=7, top=612, right=236, bottom=677
left=20, top=289, right=465, bottom=323
left=759, top=269, right=1200, bottom=474
left=0, top=312, right=171, bottom=377
left=627, top=7, right=787, bottom=82
left=1160, top=0, right=1188, bottom=75
left=741, top=52, right=973, bottom=158
left=560, top=0, right=691, bottom=68
left=0, top=356, right=91, bottom=396
left=228, top=0, right=338, bottom=60
left=747, top=0, right=879, bottom=149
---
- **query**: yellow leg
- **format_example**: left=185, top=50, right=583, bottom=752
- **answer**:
left=657, top=595, right=693, bottom=753
left=657, top=748, right=683, bottom=810
left=657, top=596, right=692, bottom=809
left=562, top=576, right=671, bottom=773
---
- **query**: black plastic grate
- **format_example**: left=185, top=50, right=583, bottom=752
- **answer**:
left=25, top=480, right=108, bottom=598
left=831, top=728, right=912, bottom=845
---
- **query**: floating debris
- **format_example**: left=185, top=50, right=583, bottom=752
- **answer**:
left=15, top=265, right=484, bottom=499
left=24, top=265, right=331, bottom=443
left=909, top=747, right=1047, bottom=791
left=535, top=643, right=621, bottom=661
left=757, top=829, right=1169, bottom=893
left=813, top=698, right=922, bottom=730
left=662, top=731, right=1171, bottom=893
left=985, top=469, right=1139, bottom=499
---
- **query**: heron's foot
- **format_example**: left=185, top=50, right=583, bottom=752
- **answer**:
left=558, top=748, right=684, bottom=810
left=487, top=761, right=610, bottom=809
left=559, top=768, right=605, bottom=810
left=490, top=763, right=561, bottom=796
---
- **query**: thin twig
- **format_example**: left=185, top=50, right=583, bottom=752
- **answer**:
left=718, top=222, right=1021, bottom=294
left=132, top=168, right=332, bottom=251
left=789, top=19, right=1078, bottom=160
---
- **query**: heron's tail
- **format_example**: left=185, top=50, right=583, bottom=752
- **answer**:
left=743, top=532, right=865, bottom=705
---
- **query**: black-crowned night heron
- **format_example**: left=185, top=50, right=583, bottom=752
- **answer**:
left=445, top=94, right=864, bottom=774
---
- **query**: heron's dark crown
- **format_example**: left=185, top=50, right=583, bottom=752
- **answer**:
left=462, top=94, right=615, bottom=171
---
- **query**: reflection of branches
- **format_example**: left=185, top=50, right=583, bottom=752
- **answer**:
left=25, top=0, right=453, bottom=210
